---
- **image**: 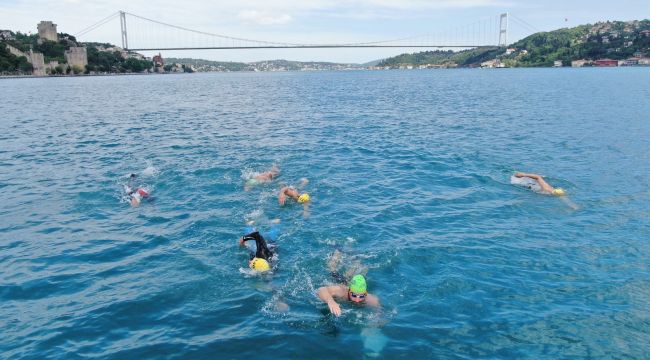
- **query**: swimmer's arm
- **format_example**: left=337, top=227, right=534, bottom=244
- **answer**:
left=514, top=172, right=540, bottom=179
left=515, top=172, right=554, bottom=193
left=278, top=187, right=288, bottom=205
left=317, top=285, right=345, bottom=316
left=365, top=293, right=381, bottom=308
left=534, top=176, right=554, bottom=193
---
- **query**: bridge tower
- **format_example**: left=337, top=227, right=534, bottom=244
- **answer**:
left=120, top=11, right=128, bottom=50
left=498, top=13, right=508, bottom=47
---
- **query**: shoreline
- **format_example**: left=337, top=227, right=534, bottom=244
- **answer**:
left=1, top=65, right=647, bottom=80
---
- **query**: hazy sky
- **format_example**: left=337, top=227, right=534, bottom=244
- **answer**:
left=2, top=0, right=648, bottom=63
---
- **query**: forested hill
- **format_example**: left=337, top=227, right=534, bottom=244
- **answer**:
left=378, top=19, right=650, bottom=68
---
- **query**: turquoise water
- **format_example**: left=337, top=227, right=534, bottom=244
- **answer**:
left=1, top=68, right=649, bottom=359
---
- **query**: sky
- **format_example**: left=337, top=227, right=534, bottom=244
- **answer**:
left=1, top=0, right=648, bottom=63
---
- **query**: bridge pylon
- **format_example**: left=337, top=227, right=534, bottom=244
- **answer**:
left=498, top=13, right=508, bottom=47
left=120, top=11, right=128, bottom=50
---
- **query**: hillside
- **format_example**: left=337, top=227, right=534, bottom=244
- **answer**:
left=165, top=57, right=364, bottom=72
left=0, top=31, right=152, bottom=75
left=378, top=19, right=650, bottom=68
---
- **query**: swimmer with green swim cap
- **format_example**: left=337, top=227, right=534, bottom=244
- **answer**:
left=244, top=164, right=279, bottom=191
left=318, top=266, right=380, bottom=316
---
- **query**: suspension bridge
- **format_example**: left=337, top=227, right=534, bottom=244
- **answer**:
left=74, top=11, right=540, bottom=52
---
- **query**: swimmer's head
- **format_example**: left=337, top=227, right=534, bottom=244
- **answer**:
left=552, top=188, right=566, bottom=196
left=137, top=188, right=149, bottom=198
left=348, top=274, right=367, bottom=302
left=249, top=257, right=270, bottom=272
left=129, top=173, right=137, bottom=179
left=298, top=193, right=310, bottom=203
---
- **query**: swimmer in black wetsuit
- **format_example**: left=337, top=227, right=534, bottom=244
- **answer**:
left=239, top=231, right=275, bottom=272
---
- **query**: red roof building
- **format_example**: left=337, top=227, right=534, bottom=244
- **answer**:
left=593, top=59, right=618, bottom=67
left=152, top=53, right=164, bottom=67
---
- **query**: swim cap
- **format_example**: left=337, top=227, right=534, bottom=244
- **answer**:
left=552, top=188, right=566, bottom=196
left=250, top=257, right=270, bottom=272
left=137, top=188, right=149, bottom=197
left=298, top=193, right=310, bottom=203
left=349, top=274, right=367, bottom=293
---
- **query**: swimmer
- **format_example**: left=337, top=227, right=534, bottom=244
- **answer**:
left=123, top=173, right=150, bottom=207
left=317, top=274, right=380, bottom=317
left=244, top=165, right=280, bottom=191
left=239, top=231, right=275, bottom=272
left=513, top=172, right=566, bottom=196
left=513, top=172, right=579, bottom=209
left=278, top=185, right=311, bottom=217
left=317, top=250, right=380, bottom=316
left=278, top=187, right=310, bottom=206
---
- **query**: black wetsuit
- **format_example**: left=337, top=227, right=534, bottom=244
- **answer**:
left=242, top=231, right=274, bottom=260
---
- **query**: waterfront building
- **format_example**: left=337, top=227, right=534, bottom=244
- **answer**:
left=593, top=59, right=618, bottom=67
left=571, top=59, right=590, bottom=67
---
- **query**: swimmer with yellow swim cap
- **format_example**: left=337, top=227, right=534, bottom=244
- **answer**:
left=278, top=186, right=311, bottom=206
left=514, top=172, right=567, bottom=196
left=239, top=231, right=275, bottom=273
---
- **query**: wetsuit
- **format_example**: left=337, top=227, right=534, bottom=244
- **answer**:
left=242, top=231, right=274, bottom=261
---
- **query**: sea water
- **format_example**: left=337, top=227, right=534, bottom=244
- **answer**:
left=1, top=68, right=649, bottom=359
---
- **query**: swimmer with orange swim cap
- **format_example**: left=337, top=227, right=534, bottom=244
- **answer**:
left=124, top=174, right=150, bottom=207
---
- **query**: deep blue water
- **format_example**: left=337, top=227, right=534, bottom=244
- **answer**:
left=1, top=68, right=649, bottom=359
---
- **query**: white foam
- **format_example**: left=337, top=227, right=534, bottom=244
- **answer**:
left=510, top=175, right=542, bottom=193
left=142, top=166, right=159, bottom=177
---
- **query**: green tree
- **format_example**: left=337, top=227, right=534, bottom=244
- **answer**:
left=17, top=56, right=33, bottom=73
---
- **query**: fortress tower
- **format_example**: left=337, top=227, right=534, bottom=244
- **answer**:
left=37, top=21, right=58, bottom=42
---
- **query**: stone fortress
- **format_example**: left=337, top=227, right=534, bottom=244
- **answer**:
left=6, top=21, right=87, bottom=75
left=37, top=21, right=58, bottom=42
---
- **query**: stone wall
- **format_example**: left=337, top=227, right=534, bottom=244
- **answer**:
left=64, top=47, right=87, bottom=70
left=5, top=44, right=27, bottom=58
left=29, top=51, right=46, bottom=76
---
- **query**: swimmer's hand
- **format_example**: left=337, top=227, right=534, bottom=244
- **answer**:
left=278, top=192, right=287, bottom=206
left=238, top=237, right=245, bottom=247
left=327, top=300, right=342, bottom=317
